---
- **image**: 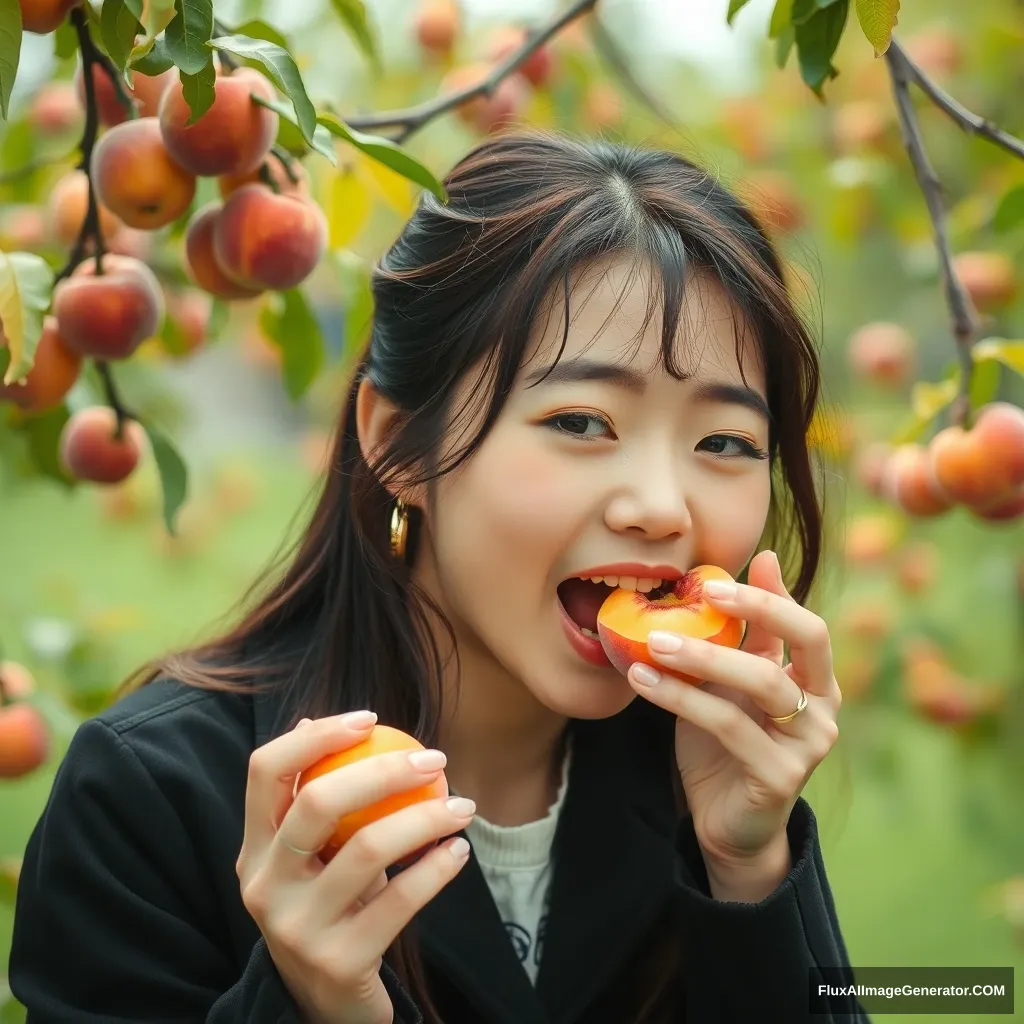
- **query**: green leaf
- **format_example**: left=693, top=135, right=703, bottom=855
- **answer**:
left=0, top=0, right=22, bottom=121
left=165, top=0, right=215, bottom=76
left=855, top=0, right=900, bottom=57
left=968, top=352, right=1002, bottom=409
left=992, top=184, right=1024, bottom=234
left=225, top=19, right=290, bottom=50
left=130, top=36, right=175, bottom=76
left=794, top=0, right=849, bottom=96
left=258, top=289, right=325, bottom=400
left=910, top=374, right=959, bottom=421
left=791, top=0, right=818, bottom=24
left=257, top=95, right=337, bottom=165
left=973, top=338, right=1024, bottom=376
left=0, top=857, right=19, bottom=905
left=124, top=0, right=178, bottom=65
left=207, top=35, right=316, bottom=143
left=328, top=0, right=380, bottom=72
left=54, top=19, right=78, bottom=60
left=317, top=113, right=447, bottom=203
left=0, top=252, right=55, bottom=385
left=100, top=0, right=143, bottom=74
left=769, top=0, right=795, bottom=37
left=775, top=24, right=795, bottom=67
left=142, top=421, right=188, bottom=534
left=17, top=402, right=74, bottom=488
left=727, top=0, right=753, bottom=25
left=180, top=58, right=216, bottom=124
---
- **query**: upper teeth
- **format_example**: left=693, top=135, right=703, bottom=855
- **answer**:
left=580, top=575, right=664, bottom=591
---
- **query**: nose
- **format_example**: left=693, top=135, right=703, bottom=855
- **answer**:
left=603, top=449, right=694, bottom=541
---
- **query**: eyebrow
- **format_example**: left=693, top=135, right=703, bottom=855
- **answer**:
left=523, top=357, right=772, bottom=423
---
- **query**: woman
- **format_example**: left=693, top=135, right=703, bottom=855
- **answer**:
left=10, top=132, right=867, bottom=1023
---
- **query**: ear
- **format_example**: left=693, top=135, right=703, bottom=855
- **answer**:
left=355, top=377, right=426, bottom=508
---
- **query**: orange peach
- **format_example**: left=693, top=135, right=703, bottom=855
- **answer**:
left=895, top=540, right=938, bottom=594
left=881, top=443, right=954, bottom=517
left=487, top=26, right=554, bottom=88
left=59, top=405, right=146, bottom=484
left=0, top=316, right=82, bottom=413
left=583, top=81, right=623, bottom=129
left=414, top=0, right=460, bottom=55
left=844, top=513, right=899, bottom=564
left=1, top=205, right=48, bottom=250
left=53, top=254, right=164, bottom=360
left=904, top=25, right=963, bottom=78
left=184, top=204, right=263, bottom=300
left=854, top=441, right=893, bottom=497
left=744, top=170, right=804, bottom=234
left=91, top=117, right=196, bottom=231
left=0, top=702, right=50, bottom=778
left=968, top=485, right=1024, bottom=523
left=165, top=288, right=212, bottom=356
left=846, top=321, right=916, bottom=388
left=952, top=251, right=1019, bottom=312
left=75, top=63, right=175, bottom=126
left=18, top=0, right=81, bottom=34
left=440, top=63, right=529, bottom=133
left=217, top=159, right=309, bottom=201
left=158, top=68, right=279, bottom=178
left=596, top=566, right=745, bottom=684
left=0, top=661, right=36, bottom=700
left=213, top=184, right=327, bottom=291
left=47, top=170, right=122, bottom=247
left=297, top=724, right=449, bottom=864
left=832, top=100, right=889, bottom=154
left=28, top=81, right=81, bottom=135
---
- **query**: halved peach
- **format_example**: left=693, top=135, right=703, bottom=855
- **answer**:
left=597, top=565, right=745, bottom=684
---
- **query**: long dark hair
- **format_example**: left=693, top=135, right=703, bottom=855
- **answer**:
left=122, top=130, right=825, bottom=1022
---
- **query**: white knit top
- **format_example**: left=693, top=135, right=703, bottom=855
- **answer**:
left=461, top=740, right=573, bottom=984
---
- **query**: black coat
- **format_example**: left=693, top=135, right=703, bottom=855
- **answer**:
left=9, top=677, right=869, bottom=1023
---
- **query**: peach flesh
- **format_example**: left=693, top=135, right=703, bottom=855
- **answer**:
left=593, top=565, right=746, bottom=683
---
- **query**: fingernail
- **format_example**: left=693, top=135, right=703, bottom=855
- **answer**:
left=631, top=663, right=662, bottom=687
left=648, top=631, right=683, bottom=653
left=704, top=580, right=737, bottom=599
left=448, top=836, right=471, bottom=860
left=294, top=718, right=312, bottom=729
left=446, top=796, right=476, bottom=818
left=408, top=748, right=447, bottom=772
left=342, top=710, right=377, bottom=729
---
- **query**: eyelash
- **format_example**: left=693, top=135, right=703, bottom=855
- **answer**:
left=542, top=412, right=770, bottom=460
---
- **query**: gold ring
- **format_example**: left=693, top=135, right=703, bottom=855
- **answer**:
left=768, top=687, right=808, bottom=724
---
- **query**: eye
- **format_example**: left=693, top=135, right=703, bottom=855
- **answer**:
left=698, top=434, right=769, bottom=460
left=543, top=412, right=614, bottom=440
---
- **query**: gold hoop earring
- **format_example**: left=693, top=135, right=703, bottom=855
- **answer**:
left=390, top=498, right=409, bottom=561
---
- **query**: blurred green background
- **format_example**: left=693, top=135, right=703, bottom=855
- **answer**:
left=3, top=0, right=1024, bottom=1020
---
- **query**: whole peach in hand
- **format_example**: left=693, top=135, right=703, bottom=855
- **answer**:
left=159, top=68, right=279, bottom=178
left=53, top=255, right=164, bottom=360
left=59, top=405, right=146, bottom=484
left=213, top=185, right=327, bottom=291
left=597, top=566, right=746, bottom=684
left=91, top=117, right=196, bottom=230
left=297, top=724, right=449, bottom=864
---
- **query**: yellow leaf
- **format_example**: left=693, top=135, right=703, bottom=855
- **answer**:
left=910, top=375, right=959, bottom=421
left=358, top=149, right=414, bottom=218
left=855, top=0, right=900, bottom=57
left=973, top=338, right=1024, bottom=376
left=329, top=169, right=372, bottom=249
left=0, top=250, right=53, bottom=385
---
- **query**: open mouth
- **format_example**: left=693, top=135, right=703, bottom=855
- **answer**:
left=555, top=575, right=674, bottom=637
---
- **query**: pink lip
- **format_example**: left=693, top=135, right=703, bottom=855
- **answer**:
left=568, top=563, right=686, bottom=581
left=557, top=597, right=613, bottom=668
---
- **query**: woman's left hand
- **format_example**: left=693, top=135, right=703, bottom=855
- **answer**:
left=627, top=549, right=842, bottom=881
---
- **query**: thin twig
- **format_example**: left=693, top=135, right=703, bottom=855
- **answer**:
left=890, top=38, right=1024, bottom=162
left=269, top=145, right=300, bottom=183
left=213, top=21, right=240, bottom=72
left=885, top=41, right=981, bottom=428
left=0, top=146, right=78, bottom=185
left=95, top=360, right=138, bottom=436
left=95, top=51, right=137, bottom=119
left=55, top=7, right=108, bottom=285
left=342, top=0, right=600, bottom=143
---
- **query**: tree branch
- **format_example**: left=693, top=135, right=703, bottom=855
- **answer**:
left=884, top=41, right=981, bottom=429
left=0, top=147, right=78, bottom=185
left=95, top=360, right=138, bottom=436
left=95, top=50, right=137, bottom=119
left=342, top=0, right=600, bottom=144
left=213, top=21, right=240, bottom=72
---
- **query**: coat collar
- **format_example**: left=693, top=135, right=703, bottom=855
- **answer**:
left=253, top=690, right=680, bottom=1024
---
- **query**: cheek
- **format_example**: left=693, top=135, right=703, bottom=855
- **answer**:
left=698, top=470, right=772, bottom=569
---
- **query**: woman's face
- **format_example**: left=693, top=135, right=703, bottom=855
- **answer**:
left=412, top=256, right=773, bottom=723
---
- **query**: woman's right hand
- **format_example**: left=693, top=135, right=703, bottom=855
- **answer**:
left=236, top=711, right=475, bottom=1024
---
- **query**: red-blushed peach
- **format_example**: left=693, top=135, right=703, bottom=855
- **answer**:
left=91, top=117, right=196, bottom=230
left=414, top=0, right=460, bottom=55
left=296, top=725, right=449, bottom=866
left=0, top=661, right=36, bottom=701
left=439, top=63, right=530, bottom=134
left=880, top=443, right=954, bottom=517
left=47, top=170, right=122, bottom=247
left=846, top=321, right=916, bottom=388
left=0, top=702, right=50, bottom=778
left=217, top=159, right=310, bottom=201
left=596, top=566, right=745, bottom=684
left=487, top=26, right=555, bottom=87
left=967, top=485, right=1024, bottom=524
left=854, top=441, right=893, bottom=497
left=583, top=81, right=623, bottom=129
left=59, top=405, right=146, bottom=484
left=28, top=81, right=82, bottom=135
left=53, top=254, right=164, bottom=360
left=213, top=185, right=327, bottom=291
left=0, top=316, right=82, bottom=413
left=18, top=0, right=81, bottom=34
left=164, top=288, right=212, bottom=356
left=952, top=251, right=1019, bottom=312
left=75, top=63, right=175, bottom=126
left=158, top=68, right=279, bottom=178
left=1, top=206, right=48, bottom=250
left=183, top=204, right=263, bottom=300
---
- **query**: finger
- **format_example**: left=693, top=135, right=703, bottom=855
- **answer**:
left=350, top=836, right=472, bottom=953
left=739, top=550, right=787, bottom=665
left=702, top=573, right=834, bottom=696
left=629, top=670, right=806, bottom=796
left=645, top=634, right=804, bottom=721
left=270, top=747, right=450, bottom=875
left=315, top=795, right=476, bottom=912
left=243, top=711, right=378, bottom=852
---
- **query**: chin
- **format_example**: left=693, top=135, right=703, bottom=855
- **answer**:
left=526, top=662, right=638, bottom=721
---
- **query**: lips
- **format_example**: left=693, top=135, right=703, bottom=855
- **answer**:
left=567, top=562, right=685, bottom=581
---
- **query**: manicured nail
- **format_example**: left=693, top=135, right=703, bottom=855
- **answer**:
left=294, top=718, right=312, bottom=729
left=408, top=748, right=447, bottom=772
left=704, top=580, right=737, bottom=599
left=648, top=631, right=683, bottom=654
left=342, top=710, right=377, bottom=729
left=446, top=796, right=476, bottom=817
left=447, top=836, right=471, bottom=860
left=631, top=663, right=661, bottom=687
